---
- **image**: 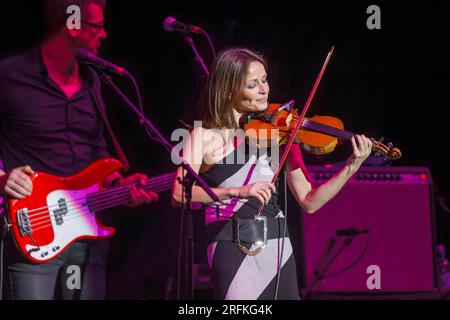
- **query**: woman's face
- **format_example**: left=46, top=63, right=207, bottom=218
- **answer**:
left=235, top=61, right=269, bottom=113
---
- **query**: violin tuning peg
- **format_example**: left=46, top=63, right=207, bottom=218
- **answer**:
left=378, top=137, right=385, bottom=143
left=388, top=142, right=393, bottom=149
left=287, top=100, right=295, bottom=108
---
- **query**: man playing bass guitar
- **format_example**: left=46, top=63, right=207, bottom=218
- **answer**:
left=0, top=0, right=158, bottom=300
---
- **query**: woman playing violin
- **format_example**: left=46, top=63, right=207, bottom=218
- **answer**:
left=171, top=48, right=373, bottom=300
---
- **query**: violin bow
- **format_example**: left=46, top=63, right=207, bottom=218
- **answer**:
left=257, top=46, right=335, bottom=216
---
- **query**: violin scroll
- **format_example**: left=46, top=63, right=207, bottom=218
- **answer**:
left=371, top=137, right=402, bottom=161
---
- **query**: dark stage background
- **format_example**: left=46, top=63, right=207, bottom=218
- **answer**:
left=1, top=0, right=449, bottom=299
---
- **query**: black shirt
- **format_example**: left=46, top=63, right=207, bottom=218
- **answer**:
left=0, top=48, right=111, bottom=176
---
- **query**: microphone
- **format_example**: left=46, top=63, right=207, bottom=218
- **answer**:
left=336, top=228, right=369, bottom=237
left=162, top=16, right=202, bottom=34
left=75, top=49, right=129, bottom=76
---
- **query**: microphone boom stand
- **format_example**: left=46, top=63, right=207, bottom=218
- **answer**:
left=184, top=35, right=210, bottom=76
left=301, top=235, right=354, bottom=299
left=99, top=72, right=218, bottom=300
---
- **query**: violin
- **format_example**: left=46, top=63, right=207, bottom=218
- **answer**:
left=244, top=101, right=402, bottom=161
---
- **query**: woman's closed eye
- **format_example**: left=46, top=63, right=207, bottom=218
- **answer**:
left=247, top=78, right=268, bottom=89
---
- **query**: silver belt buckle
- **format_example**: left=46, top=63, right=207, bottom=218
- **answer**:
left=254, top=215, right=268, bottom=248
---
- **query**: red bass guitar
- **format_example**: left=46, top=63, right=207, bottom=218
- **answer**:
left=5, top=158, right=175, bottom=263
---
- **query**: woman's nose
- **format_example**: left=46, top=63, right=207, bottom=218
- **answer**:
left=259, top=82, right=268, bottom=93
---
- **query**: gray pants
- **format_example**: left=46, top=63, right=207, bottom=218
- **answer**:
left=7, top=240, right=108, bottom=300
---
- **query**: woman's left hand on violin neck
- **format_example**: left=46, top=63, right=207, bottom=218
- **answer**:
left=346, top=134, right=373, bottom=175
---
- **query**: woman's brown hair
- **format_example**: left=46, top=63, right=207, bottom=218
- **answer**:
left=201, top=48, right=267, bottom=129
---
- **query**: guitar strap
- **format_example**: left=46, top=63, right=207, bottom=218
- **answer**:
left=90, top=76, right=130, bottom=173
